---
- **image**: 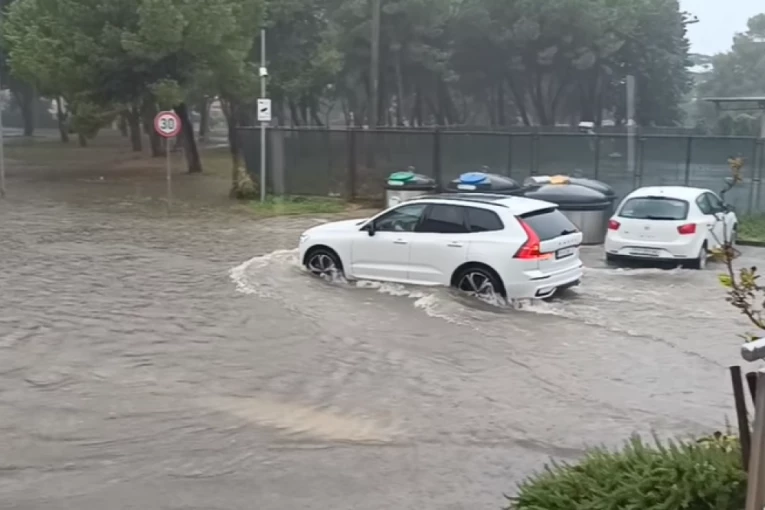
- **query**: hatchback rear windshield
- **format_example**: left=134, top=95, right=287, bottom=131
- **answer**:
left=519, top=208, right=578, bottom=241
left=618, top=197, right=689, bottom=220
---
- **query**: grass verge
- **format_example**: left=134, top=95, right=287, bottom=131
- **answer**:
left=738, top=214, right=765, bottom=244
left=249, top=196, right=347, bottom=216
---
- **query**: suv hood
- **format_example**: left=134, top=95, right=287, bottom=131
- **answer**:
left=307, top=218, right=368, bottom=234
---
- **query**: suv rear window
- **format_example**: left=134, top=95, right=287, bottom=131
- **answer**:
left=519, top=208, right=578, bottom=241
left=618, top=197, right=689, bottom=220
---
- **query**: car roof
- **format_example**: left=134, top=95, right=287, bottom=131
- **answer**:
left=408, top=193, right=556, bottom=215
left=626, top=186, right=712, bottom=201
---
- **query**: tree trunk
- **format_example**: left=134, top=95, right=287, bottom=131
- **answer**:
left=221, top=98, right=241, bottom=196
left=394, top=49, right=406, bottom=125
left=126, top=105, right=142, bottom=152
left=141, top=99, right=162, bottom=157
left=20, top=86, right=36, bottom=137
left=55, top=97, right=69, bottom=143
left=118, top=113, right=129, bottom=136
left=198, top=98, right=210, bottom=141
left=78, top=133, right=87, bottom=147
left=174, top=102, right=202, bottom=173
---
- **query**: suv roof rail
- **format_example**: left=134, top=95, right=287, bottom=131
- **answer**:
left=409, top=193, right=510, bottom=207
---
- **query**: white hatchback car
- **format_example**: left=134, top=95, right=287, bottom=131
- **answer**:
left=604, top=186, right=738, bottom=269
left=298, top=194, right=584, bottom=300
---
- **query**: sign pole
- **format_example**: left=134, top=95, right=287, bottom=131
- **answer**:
left=166, top=136, right=172, bottom=210
left=153, top=110, right=181, bottom=211
left=259, top=26, right=267, bottom=203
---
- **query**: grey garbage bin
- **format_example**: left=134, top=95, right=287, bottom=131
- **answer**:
left=522, top=178, right=612, bottom=245
left=525, top=175, right=617, bottom=213
left=444, top=172, right=521, bottom=194
left=384, top=170, right=437, bottom=208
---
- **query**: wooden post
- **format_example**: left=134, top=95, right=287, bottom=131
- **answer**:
left=745, top=371, right=765, bottom=510
left=731, top=366, right=752, bottom=470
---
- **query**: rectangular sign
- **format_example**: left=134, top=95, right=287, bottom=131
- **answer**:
left=257, top=98, right=272, bottom=122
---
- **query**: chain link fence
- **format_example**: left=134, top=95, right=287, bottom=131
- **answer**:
left=239, top=127, right=765, bottom=212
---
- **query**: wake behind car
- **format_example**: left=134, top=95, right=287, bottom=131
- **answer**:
left=604, top=186, right=737, bottom=269
left=298, top=194, right=584, bottom=300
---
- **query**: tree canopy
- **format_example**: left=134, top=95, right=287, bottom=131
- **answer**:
left=1, top=0, right=694, bottom=156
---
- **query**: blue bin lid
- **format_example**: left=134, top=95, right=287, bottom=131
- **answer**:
left=458, top=172, right=489, bottom=185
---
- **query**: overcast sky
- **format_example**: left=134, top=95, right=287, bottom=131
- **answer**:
left=680, top=0, right=763, bottom=55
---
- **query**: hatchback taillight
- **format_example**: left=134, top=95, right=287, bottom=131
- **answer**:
left=514, top=218, right=551, bottom=260
left=608, top=219, right=620, bottom=230
left=677, top=223, right=696, bottom=235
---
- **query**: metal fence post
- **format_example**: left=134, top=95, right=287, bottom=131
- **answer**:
left=635, top=132, right=646, bottom=188
left=432, top=128, right=442, bottom=187
left=755, top=138, right=764, bottom=213
left=346, top=127, right=357, bottom=200
left=506, top=132, right=513, bottom=178
left=531, top=127, right=540, bottom=175
left=593, top=133, right=601, bottom=179
left=683, top=136, right=693, bottom=186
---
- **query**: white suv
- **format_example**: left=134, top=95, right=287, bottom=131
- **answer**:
left=298, top=194, right=584, bottom=300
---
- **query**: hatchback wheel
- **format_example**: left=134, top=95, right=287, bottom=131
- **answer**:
left=305, top=248, right=343, bottom=279
left=689, top=244, right=708, bottom=270
left=453, top=266, right=504, bottom=299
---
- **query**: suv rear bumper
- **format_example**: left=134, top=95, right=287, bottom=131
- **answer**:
left=504, top=264, right=583, bottom=299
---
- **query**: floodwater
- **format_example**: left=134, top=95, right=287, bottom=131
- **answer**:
left=0, top=191, right=760, bottom=509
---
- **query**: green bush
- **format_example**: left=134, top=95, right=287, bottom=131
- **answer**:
left=505, top=435, right=746, bottom=510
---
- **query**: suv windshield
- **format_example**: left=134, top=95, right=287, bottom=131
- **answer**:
left=618, top=197, right=689, bottom=220
left=519, top=207, right=578, bottom=241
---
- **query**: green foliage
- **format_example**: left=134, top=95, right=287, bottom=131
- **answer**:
left=506, top=435, right=746, bottom=510
left=716, top=158, right=764, bottom=339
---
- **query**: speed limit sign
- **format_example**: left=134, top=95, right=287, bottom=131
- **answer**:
left=154, top=111, right=181, bottom=138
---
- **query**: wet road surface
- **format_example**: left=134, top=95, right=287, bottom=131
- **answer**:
left=0, top=195, right=759, bottom=509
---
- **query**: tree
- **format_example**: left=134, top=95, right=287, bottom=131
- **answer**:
left=3, top=0, right=262, bottom=172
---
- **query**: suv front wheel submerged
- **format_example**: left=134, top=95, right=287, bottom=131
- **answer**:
left=453, top=266, right=505, bottom=299
left=305, top=248, right=344, bottom=279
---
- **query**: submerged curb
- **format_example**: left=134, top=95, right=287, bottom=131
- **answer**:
left=737, top=239, right=765, bottom=248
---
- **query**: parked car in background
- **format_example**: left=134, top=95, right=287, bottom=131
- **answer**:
left=604, top=186, right=737, bottom=269
left=299, top=194, right=584, bottom=300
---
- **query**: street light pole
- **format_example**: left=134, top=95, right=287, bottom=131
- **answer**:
left=626, top=75, right=636, bottom=184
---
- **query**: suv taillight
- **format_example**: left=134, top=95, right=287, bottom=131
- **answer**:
left=514, top=218, right=550, bottom=260
left=608, top=219, right=620, bottom=230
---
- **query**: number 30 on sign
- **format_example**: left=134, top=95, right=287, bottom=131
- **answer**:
left=154, top=111, right=182, bottom=138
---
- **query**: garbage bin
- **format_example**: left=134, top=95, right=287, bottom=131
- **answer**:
left=521, top=176, right=613, bottom=245
left=444, top=172, right=521, bottom=194
left=384, top=170, right=437, bottom=208
left=525, top=175, right=617, bottom=213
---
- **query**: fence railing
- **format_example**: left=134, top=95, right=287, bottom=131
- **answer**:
left=238, top=127, right=765, bottom=213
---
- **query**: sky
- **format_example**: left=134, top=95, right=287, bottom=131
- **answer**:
left=680, top=0, right=762, bottom=55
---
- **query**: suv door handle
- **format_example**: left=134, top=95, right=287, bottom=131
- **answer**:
left=447, top=242, right=463, bottom=247
left=393, top=239, right=408, bottom=245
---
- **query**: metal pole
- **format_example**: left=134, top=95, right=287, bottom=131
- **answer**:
left=626, top=75, right=636, bottom=179
left=0, top=0, right=5, bottom=200
left=369, top=0, right=381, bottom=128
left=0, top=87, right=5, bottom=199
left=259, top=27, right=267, bottom=203
left=166, top=137, right=172, bottom=209
left=746, top=370, right=765, bottom=510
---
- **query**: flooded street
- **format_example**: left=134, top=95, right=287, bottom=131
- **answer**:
left=0, top=192, right=759, bottom=509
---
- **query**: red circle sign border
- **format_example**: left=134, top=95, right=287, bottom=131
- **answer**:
left=154, top=111, right=182, bottom=138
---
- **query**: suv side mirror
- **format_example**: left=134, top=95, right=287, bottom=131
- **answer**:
left=364, top=222, right=376, bottom=236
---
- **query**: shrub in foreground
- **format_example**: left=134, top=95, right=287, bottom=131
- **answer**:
left=505, top=435, right=746, bottom=510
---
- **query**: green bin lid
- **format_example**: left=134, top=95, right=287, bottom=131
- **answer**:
left=387, top=171, right=416, bottom=186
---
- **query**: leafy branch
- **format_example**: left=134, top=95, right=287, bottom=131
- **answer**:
left=717, top=156, right=765, bottom=341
